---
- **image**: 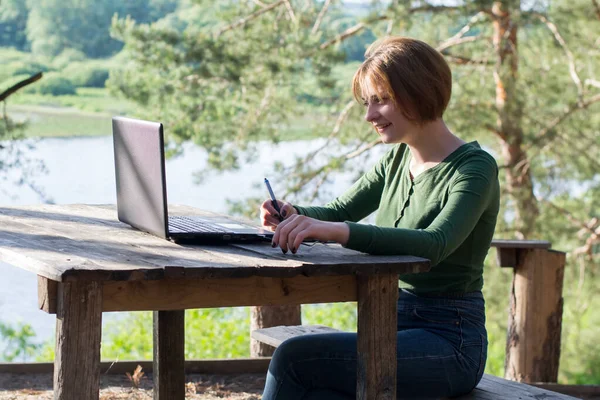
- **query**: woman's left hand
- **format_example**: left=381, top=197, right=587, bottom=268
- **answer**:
left=272, top=214, right=350, bottom=253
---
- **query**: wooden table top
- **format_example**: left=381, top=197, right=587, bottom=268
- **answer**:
left=0, top=204, right=430, bottom=282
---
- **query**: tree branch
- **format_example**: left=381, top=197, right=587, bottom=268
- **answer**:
left=311, top=0, right=331, bottom=34
left=216, top=0, right=286, bottom=36
left=0, top=72, right=43, bottom=103
left=436, top=11, right=487, bottom=53
left=345, top=138, right=382, bottom=159
left=442, top=53, right=494, bottom=65
left=529, top=92, right=600, bottom=150
left=283, top=0, right=297, bottom=23
left=592, top=0, right=600, bottom=20
left=484, top=123, right=507, bottom=140
left=437, top=35, right=481, bottom=53
left=534, top=13, right=584, bottom=101
left=540, top=198, right=600, bottom=257
left=585, top=79, right=600, bottom=89
left=320, top=5, right=460, bottom=50
left=319, top=20, right=374, bottom=50
left=303, top=100, right=355, bottom=165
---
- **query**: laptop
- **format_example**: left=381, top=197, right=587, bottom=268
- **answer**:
left=112, top=116, right=273, bottom=243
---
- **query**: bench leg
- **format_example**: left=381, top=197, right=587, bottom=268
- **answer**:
left=356, top=273, right=398, bottom=400
left=53, top=281, right=103, bottom=400
left=153, top=310, right=185, bottom=400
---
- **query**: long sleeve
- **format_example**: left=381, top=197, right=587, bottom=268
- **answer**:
left=294, top=145, right=403, bottom=223
left=344, top=152, right=499, bottom=267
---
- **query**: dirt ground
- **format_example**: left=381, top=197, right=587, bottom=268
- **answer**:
left=0, top=372, right=265, bottom=399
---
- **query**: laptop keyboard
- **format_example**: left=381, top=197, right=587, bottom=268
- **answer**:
left=168, top=216, right=230, bottom=233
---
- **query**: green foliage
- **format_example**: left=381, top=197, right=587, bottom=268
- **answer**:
left=8, top=61, right=52, bottom=77
left=92, top=304, right=356, bottom=361
left=52, top=48, right=88, bottom=69
left=0, top=0, right=29, bottom=50
left=34, top=73, right=77, bottom=96
left=0, top=322, right=41, bottom=362
left=108, top=0, right=350, bottom=172
left=24, top=0, right=179, bottom=58
left=303, top=303, right=357, bottom=332
left=64, top=64, right=111, bottom=88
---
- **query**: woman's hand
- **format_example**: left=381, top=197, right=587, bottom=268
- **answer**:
left=272, top=214, right=350, bottom=254
left=260, top=199, right=297, bottom=231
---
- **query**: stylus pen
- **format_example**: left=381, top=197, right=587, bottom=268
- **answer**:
left=264, top=178, right=284, bottom=222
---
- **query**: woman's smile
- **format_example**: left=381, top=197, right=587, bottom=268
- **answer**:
left=374, top=123, right=392, bottom=132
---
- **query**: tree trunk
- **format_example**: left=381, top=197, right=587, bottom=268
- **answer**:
left=491, top=0, right=539, bottom=239
left=250, top=305, right=301, bottom=357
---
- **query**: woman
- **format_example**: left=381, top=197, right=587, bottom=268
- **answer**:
left=260, top=36, right=499, bottom=399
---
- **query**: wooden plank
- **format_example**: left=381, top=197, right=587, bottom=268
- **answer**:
left=491, top=239, right=551, bottom=249
left=532, top=383, right=600, bottom=399
left=250, top=306, right=302, bottom=357
left=505, top=249, right=566, bottom=383
left=455, top=374, right=580, bottom=399
left=496, top=247, right=518, bottom=268
left=0, top=207, right=253, bottom=281
left=53, top=281, right=103, bottom=400
left=0, top=358, right=272, bottom=375
left=0, top=204, right=429, bottom=281
left=102, top=275, right=357, bottom=312
left=251, top=325, right=341, bottom=348
left=37, top=276, right=57, bottom=313
left=234, top=242, right=430, bottom=275
left=153, top=310, right=185, bottom=400
left=357, top=273, right=398, bottom=400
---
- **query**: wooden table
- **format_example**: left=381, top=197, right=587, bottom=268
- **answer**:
left=0, top=204, right=430, bottom=400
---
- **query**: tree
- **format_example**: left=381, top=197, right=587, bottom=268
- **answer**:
left=109, top=0, right=599, bottom=242
left=0, top=73, right=50, bottom=202
left=0, top=0, right=29, bottom=49
left=108, top=0, right=600, bottom=378
left=25, top=0, right=179, bottom=58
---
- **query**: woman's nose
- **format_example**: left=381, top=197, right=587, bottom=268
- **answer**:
left=364, top=104, right=378, bottom=122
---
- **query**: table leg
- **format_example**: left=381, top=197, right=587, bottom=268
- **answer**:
left=53, top=281, right=103, bottom=400
left=356, top=273, right=398, bottom=400
left=153, top=310, right=185, bottom=400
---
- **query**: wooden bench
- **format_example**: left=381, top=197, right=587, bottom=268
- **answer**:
left=252, top=325, right=580, bottom=400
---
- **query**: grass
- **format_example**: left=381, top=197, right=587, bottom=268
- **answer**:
left=3, top=88, right=141, bottom=138
left=7, top=105, right=112, bottom=137
left=4, top=88, right=328, bottom=139
left=8, top=88, right=139, bottom=115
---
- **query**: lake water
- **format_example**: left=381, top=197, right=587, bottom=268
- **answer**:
left=0, top=135, right=385, bottom=355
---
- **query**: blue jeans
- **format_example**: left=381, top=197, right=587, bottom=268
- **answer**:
left=262, top=289, right=487, bottom=399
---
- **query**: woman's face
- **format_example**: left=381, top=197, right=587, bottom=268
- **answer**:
left=361, top=83, right=417, bottom=144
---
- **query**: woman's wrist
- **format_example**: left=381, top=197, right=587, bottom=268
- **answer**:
left=330, top=222, right=350, bottom=246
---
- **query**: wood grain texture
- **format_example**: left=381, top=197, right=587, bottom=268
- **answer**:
left=456, top=373, right=580, bottom=399
left=251, top=325, right=341, bottom=348
left=102, top=275, right=357, bottom=312
left=37, top=276, right=57, bottom=313
left=53, top=281, right=103, bottom=400
left=505, top=249, right=566, bottom=383
left=491, top=239, right=551, bottom=249
left=0, top=204, right=430, bottom=282
left=496, top=247, right=518, bottom=268
left=250, top=305, right=301, bottom=357
left=153, top=310, right=185, bottom=400
left=356, top=273, right=398, bottom=400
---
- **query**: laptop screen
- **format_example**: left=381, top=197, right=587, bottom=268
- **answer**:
left=113, top=116, right=170, bottom=239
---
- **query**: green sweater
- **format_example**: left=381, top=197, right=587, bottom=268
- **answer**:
left=294, top=142, right=500, bottom=293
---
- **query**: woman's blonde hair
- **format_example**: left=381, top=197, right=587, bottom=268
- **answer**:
left=352, top=36, right=452, bottom=123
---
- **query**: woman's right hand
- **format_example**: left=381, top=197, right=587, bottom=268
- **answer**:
left=260, top=199, right=297, bottom=231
